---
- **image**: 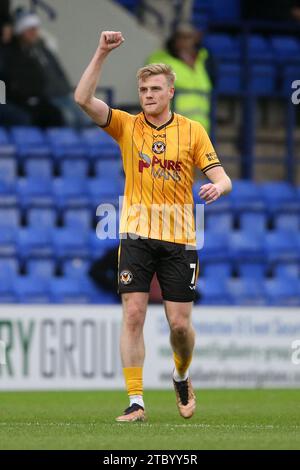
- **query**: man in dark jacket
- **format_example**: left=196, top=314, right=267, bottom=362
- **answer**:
left=3, top=8, right=90, bottom=127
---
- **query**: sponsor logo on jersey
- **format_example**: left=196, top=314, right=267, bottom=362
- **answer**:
left=138, top=152, right=182, bottom=181
left=206, top=152, right=218, bottom=162
left=120, top=270, right=133, bottom=285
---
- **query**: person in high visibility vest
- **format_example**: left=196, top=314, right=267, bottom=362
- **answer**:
left=147, top=23, right=213, bottom=134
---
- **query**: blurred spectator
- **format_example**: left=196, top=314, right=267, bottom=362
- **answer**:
left=147, top=23, right=213, bottom=133
left=242, top=0, right=300, bottom=22
left=0, top=0, right=12, bottom=45
left=2, top=7, right=90, bottom=128
left=140, top=0, right=194, bottom=40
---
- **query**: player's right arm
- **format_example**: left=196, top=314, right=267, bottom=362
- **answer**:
left=74, top=31, right=125, bottom=126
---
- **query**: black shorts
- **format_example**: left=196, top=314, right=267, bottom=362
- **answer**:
left=118, top=237, right=199, bottom=302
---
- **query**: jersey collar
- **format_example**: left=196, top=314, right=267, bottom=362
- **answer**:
left=142, top=112, right=174, bottom=131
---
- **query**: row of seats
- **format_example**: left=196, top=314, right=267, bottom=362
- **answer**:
left=203, top=34, right=300, bottom=95
left=1, top=164, right=300, bottom=213
left=0, top=229, right=118, bottom=259
left=0, top=176, right=124, bottom=208
left=0, top=127, right=120, bottom=159
left=0, top=207, right=299, bottom=231
left=116, top=0, right=241, bottom=23
left=0, top=228, right=298, bottom=264
left=0, top=257, right=299, bottom=280
left=0, top=275, right=116, bottom=304
left=0, top=273, right=299, bottom=305
left=197, top=277, right=300, bottom=306
left=204, top=34, right=300, bottom=64
left=0, top=156, right=122, bottom=179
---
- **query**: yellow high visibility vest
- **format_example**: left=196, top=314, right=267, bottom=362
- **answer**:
left=146, top=49, right=212, bottom=133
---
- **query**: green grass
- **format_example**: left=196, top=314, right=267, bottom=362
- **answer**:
left=0, top=389, right=299, bottom=450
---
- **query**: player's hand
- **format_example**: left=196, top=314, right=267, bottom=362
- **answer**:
left=99, top=31, right=125, bottom=52
left=199, top=183, right=222, bottom=204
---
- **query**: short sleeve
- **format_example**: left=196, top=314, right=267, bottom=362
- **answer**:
left=193, top=123, right=222, bottom=174
left=100, top=108, right=132, bottom=143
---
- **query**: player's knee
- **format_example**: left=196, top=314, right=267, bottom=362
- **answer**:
left=170, top=321, right=189, bottom=338
left=123, top=303, right=145, bottom=332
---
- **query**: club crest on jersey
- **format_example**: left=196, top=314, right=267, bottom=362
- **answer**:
left=120, top=270, right=133, bottom=285
left=152, top=141, right=166, bottom=154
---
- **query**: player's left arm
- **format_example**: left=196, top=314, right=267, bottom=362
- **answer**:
left=199, top=166, right=232, bottom=205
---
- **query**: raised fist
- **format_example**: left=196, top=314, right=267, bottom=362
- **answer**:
left=99, top=31, right=125, bottom=52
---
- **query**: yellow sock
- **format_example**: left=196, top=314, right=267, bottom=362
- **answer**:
left=174, top=352, right=192, bottom=377
left=123, top=367, right=143, bottom=396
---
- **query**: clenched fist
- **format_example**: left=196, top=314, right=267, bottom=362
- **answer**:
left=99, top=31, right=125, bottom=53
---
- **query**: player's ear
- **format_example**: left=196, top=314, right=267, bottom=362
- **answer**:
left=169, top=87, right=175, bottom=99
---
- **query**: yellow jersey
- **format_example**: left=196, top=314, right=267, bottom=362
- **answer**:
left=101, top=108, right=221, bottom=246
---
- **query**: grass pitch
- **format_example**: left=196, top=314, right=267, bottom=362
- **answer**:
left=0, top=389, right=299, bottom=450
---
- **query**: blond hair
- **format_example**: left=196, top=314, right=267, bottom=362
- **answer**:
left=136, top=63, right=176, bottom=86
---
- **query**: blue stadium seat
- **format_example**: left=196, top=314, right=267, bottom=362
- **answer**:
left=274, top=262, right=300, bottom=279
left=52, top=228, right=89, bottom=259
left=216, top=63, right=242, bottom=94
left=0, top=276, right=16, bottom=303
left=89, top=177, right=124, bottom=207
left=282, top=65, right=300, bottom=95
left=228, top=278, right=267, bottom=305
left=197, top=278, right=231, bottom=305
left=246, top=35, right=274, bottom=63
left=0, top=157, right=17, bottom=184
left=46, top=127, right=86, bottom=159
left=205, top=212, right=233, bottom=232
left=202, top=261, right=232, bottom=279
left=0, top=160, right=17, bottom=206
left=230, top=231, right=264, bottom=262
left=27, top=258, right=56, bottom=278
left=0, top=127, right=15, bottom=157
left=249, top=64, right=276, bottom=95
left=260, top=182, right=299, bottom=214
left=204, top=34, right=240, bottom=60
left=81, top=127, right=120, bottom=160
left=24, top=158, right=53, bottom=179
left=53, top=177, right=90, bottom=209
left=210, top=0, right=240, bottom=20
left=264, top=230, right=300, bottom=263
left=0, top=228, right=17, bottom=256
left=14, top=276, right=51, bottom=303
left=95, top=159, right=123, bottom=179
left=274, top=213, right=299, bottom=232
left=265, top=277, right=300, bottom=306
left=229, top=180, right=265, bottom=212
left=271, top=36, right=300, bottom=64
left=27, top=207, right=57, bottom=228
left=18, top=228, right=53, bottom=259
left=0, top=258, right=19, bottom=278
left=91, top=287, right=120, bottom=304
left=18, top=177, right=54, bottom=208
left=50, top=277, right=91, bottom=303
left=10, top=126, right=50, bottom=159
left=62, top=258, right=90, bottom=278
left=90, top=231, right=119, bottom=259
left=0, top=207, right=20, bottom=228
left=237, top=262, right=266, bottom=279
left=64, top=208, right=92, bottom=231
left=199, top=231, right=230, bottom=263
left=60, top=158, right=89, bottom=179
left=239, top=212, right=267, bottom=233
